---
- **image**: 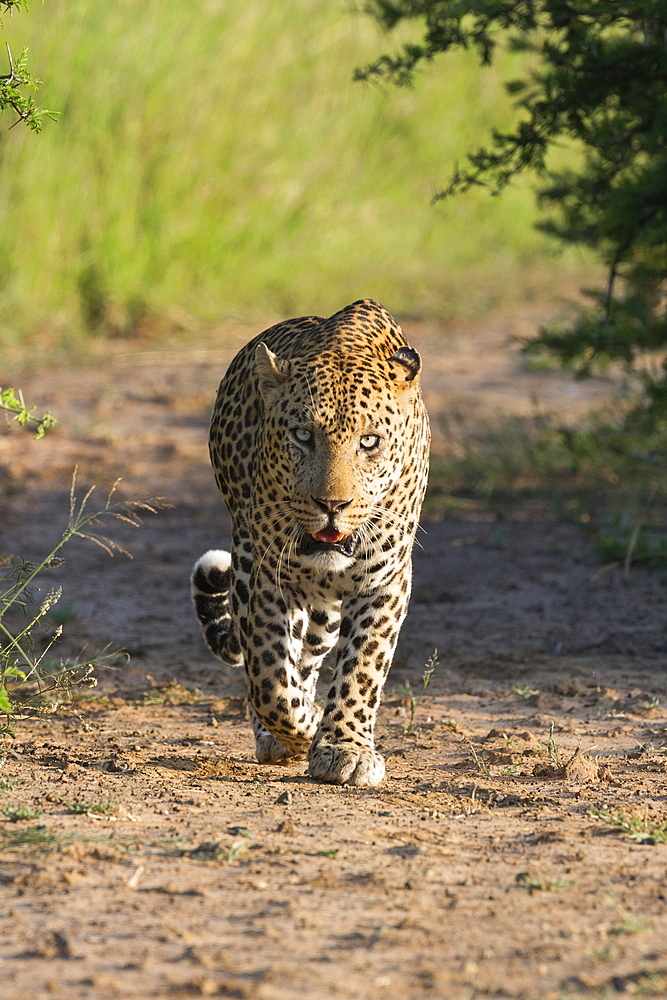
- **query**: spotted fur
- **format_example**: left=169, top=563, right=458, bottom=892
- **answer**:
left=191, top=299, right=430, bottom=786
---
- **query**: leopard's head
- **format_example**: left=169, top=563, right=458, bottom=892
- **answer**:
left=253, top=340, right=423, bottom=566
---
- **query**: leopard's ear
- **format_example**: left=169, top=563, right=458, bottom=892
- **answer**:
left=255, top=342, right=290, bottom=401
left=388, top=346, right=422, bottom=389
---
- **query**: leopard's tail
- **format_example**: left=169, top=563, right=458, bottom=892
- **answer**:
left=191, top=550, right=243, bottom=666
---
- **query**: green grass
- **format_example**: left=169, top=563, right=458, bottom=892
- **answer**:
left=515, top=872, right=575, bottom=892
left=426, top=408, right=667, bottom=568
left=2, top=802, right=43, bottom=822
left=64, top=797, right=115, bottom=816
left=184, top=829, right=254, bottom=864
left=0, top=762, right=21, bottom=793
left=0, top=823, right=55, bottom=850
left=590, top=808, right=667, bottom=845
left=0, top=1, right=586, bottom=349
left=397, top=648, right=438, bottom=734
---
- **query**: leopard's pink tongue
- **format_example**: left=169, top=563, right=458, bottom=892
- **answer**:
left=313, top=527, right=346, bottom=544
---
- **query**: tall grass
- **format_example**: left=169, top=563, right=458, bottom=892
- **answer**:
left=0, top=1, right=586, bottom=346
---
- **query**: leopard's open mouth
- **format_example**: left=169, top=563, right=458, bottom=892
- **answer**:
left=298, top=529, right=358, bottom=559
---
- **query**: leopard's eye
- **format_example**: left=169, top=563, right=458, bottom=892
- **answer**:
left=360, top=434, right=380, bottom=451
left=292, top=428, right=313, bottom=444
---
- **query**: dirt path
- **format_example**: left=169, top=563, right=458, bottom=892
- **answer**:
left=1, top=306, right=666, bottom=1000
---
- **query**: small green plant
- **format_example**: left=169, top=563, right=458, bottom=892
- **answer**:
left=398, top=649, right=438, bottom=735
left=512, top=684, right=540, bottom=701
left=2, top=802, right=42, bottom=821
left=516, top=871, right=575, bottom=892
left=589, top=808, right=667, bottom=845
left=542, top=723, right=561, bottom=767
left=610, top=914, right=649, bottom=937
left=1, top=471, right=165, bottom=728
left=589, top=944, right=619, bottom=963
left=0, top=776, right=19, bottom=791
left=0, top=823, right=54, bottom=850
left=586, top=876, right=654, bottom=946
left=65, top=797, right=115, bottom=816
left=185, top=828, right=253, bottom=864
left=463, top=737, right=491, bottom=777
left=441, top=717, right=461, bottom=731
left=184, top=840, right=226, bottom=862
left=0, top=387, right=57, bottom=439
left=396, top=689, right=416, bottom=733
left=603, top=886, right=650, bottom=937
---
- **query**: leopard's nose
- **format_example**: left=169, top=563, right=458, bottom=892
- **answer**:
left=312, top=497, right=352, bottom=513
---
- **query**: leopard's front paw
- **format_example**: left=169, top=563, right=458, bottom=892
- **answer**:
left=308, top=740, right=385, bottom=787
left=255, top=731, right=305, bottom=764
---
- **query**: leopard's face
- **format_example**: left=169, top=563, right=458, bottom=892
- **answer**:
left=253, top=343, right=423, bottom=568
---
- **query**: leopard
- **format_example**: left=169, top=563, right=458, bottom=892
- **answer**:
left=191, top=299, right=430, bottom=786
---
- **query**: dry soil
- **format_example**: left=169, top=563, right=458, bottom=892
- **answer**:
left=0, top=305, right=666, bottom=1000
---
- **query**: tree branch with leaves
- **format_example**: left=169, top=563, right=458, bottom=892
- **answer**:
left=0, top=1, right=58, bottom=131
left=358, top=0, right=667, bottom=423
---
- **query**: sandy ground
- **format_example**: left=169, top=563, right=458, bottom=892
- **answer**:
left=1, top=304, right=666, bottom=1000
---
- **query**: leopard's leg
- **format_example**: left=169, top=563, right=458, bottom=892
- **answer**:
left=248, top=619, right=331, bottom=762
left=244, top=592, right=341, bottom=759
left=191, top=536, right=294, bottom=761
left=308, top=578, right=410, bottom=787
left=225, top=527, right=298, bottom=763
left=249, top=706, right=295, bottom=763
